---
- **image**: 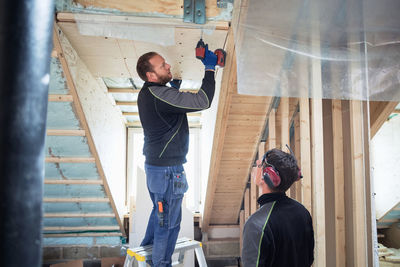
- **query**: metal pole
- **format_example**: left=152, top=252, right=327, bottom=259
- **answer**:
left=0, top=1, right=54, bottom=266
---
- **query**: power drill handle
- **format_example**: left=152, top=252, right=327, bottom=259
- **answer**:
left=196, top=39, right=206, bottom=60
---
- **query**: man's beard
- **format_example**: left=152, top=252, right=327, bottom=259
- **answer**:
left=156, top=73, right=172, bottom=85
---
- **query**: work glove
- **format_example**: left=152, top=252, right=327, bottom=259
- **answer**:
left=201, top=44, right=217, bottom=71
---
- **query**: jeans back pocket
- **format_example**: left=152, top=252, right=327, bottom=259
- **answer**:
left=172, top=171, right=188, bottom=198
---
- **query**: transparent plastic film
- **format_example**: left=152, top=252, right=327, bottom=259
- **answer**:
left=74, top=13, right=216, bottom=46
left=234, top=0, right=400, bottom=101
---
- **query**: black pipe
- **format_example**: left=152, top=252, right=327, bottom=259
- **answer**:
left=0, top=1, right=54, bottom=266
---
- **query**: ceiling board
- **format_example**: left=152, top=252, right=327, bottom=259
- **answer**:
left=58, top=20, right=228, bottom=85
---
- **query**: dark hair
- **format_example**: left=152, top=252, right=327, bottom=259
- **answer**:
left=263, top=148, right=300, bottom=192
left=136, top=52, right=158, bottom=81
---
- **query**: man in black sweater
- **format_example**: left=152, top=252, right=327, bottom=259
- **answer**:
left=242, top=148, right=314, bottom=267
left=136, top=49, right=217, bottom=267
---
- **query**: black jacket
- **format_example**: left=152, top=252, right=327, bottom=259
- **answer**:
left=242, top=192, right=314, bottom=267
left=137, top=71, right=215, bottom=166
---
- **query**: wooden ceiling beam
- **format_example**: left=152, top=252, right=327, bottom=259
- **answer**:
left=57, top=12, right=229, bottom=30
left=72, top=0, right=224, bottom=20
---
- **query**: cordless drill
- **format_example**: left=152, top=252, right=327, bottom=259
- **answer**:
left=195, top=38, right=226, bottom=67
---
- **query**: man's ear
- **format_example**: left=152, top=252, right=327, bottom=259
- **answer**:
left=146, top=71, right=154, bottom=82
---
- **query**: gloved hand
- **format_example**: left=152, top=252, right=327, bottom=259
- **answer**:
left=201, top=45, right=217, bottom=70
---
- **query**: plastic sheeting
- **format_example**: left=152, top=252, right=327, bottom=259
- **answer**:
left=234, top=0, right=400, bottom=101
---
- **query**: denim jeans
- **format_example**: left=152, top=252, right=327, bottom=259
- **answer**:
left=141, top=164, right=188, bottom=267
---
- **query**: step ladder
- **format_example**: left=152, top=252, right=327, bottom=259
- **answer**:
left=123, top=237, right=207, bottom=267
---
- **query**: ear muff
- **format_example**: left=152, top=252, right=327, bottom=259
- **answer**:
left=262, top=165, right=281, bottom=188
left=261, top=151, right=281, bottom=189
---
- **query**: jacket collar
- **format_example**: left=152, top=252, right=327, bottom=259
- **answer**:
left=143, top=81, right=165, bottom=88
left=257, top=192, right=287, bottom=206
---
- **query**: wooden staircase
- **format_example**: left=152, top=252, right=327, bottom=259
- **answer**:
left=42, top=27, right=125, bottom=246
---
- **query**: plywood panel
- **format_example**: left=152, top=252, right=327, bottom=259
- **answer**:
left=58, top=17, right=228, bottom=82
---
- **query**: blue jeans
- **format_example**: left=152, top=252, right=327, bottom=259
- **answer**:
left=141, top=164, right=188, bottom=267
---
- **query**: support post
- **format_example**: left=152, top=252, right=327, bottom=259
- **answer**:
left=0, top=1, right=54, bottom=266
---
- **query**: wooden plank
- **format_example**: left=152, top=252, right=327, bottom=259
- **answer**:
left=45, top=157, right=95, bottom=163
left=108, top=88, right=138, bottom=93
left=332, top=99, right=346, bottom=267
left=239, top=210, right=245, bottom=257
left=123, top=111, right=200, bottom=117
left=48, top=94, right=73, bottom=102
left=299, top=98, right=312, bottom=212
left=279, top=97, right=290, bottom=150
left=349, top=100, right=367, bottom=267
left=310, top=97, right=326, bottom=267
left=126, top=121, right=201, bottom=128
left=244, top=188, right=250, bottom=221
left=294, top=112, right=302, bottom=202
left=268, top=109, right=276, bottom=149
left=44, top=232, right=122, bottom=237
left=72, top=0, right=223, bottom=19
left=44, top=213, right=114, bottom=218
left=44, top=226, right=119, bottom=231
left=369, top=101, right=398, bottom=138
left=202, top=27, right=236, bottom=232
left=51, top=50, right=58, bottom=58
left=116, top=101, right=137, bottom=106
left=43, top=198, right=110, bottom=202
left=380, top=219, right=399, bottom=223
left=46, top=129, right=85, bottom=136
left=44, top=179, right=102, bottom=184
left=250, top=167, right=257, bottom=215
left=53, top=25, right=126, bottom=236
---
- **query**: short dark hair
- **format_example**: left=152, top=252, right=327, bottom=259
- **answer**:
left=136, top=52, right=158, bottom=81
left=263, top=148, right=300, bottom=192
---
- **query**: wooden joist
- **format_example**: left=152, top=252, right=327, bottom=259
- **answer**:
left=43, top=198, right=110, bottom=202
left=44, top=232, right=122, bottom=237
left=369, top=101, right=398, bottom=138
left=48, top=94, right=73, bottom=102
left=44, top=213, right=115, bottom=218
left=44, top=226, right=120, bottom=231
left=108, top=88, right=139, bottom=93
left=57, top=3, right=229, bottom=26
left=44, top=179, right=103, bottom=184
left=45, top=157, right=95, bottom=163
left=116, top=101, right=137, bottom=106
left=125, top=121, right=201, bottom=128
left=46, top=129, right=85, bottom=136
left=331, top=99, right=346, bottom=267
left=122, top=111, right=201, bottom=117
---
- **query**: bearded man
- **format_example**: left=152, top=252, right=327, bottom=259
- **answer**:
left=136, top=49, right=217, bottom=267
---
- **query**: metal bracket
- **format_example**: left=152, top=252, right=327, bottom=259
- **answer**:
left=217, top=0, right=234, bottom=9
left=183, top=0, right=206, bottom=24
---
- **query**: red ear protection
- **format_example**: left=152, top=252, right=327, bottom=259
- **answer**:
left=262, top=152, right=281, bottom=188
left=262, top=164, right=281, bottom=188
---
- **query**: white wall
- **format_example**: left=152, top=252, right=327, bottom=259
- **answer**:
left=59, top=28, right=127, bottom=222
left=371, top=114, right=400, bottom=219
